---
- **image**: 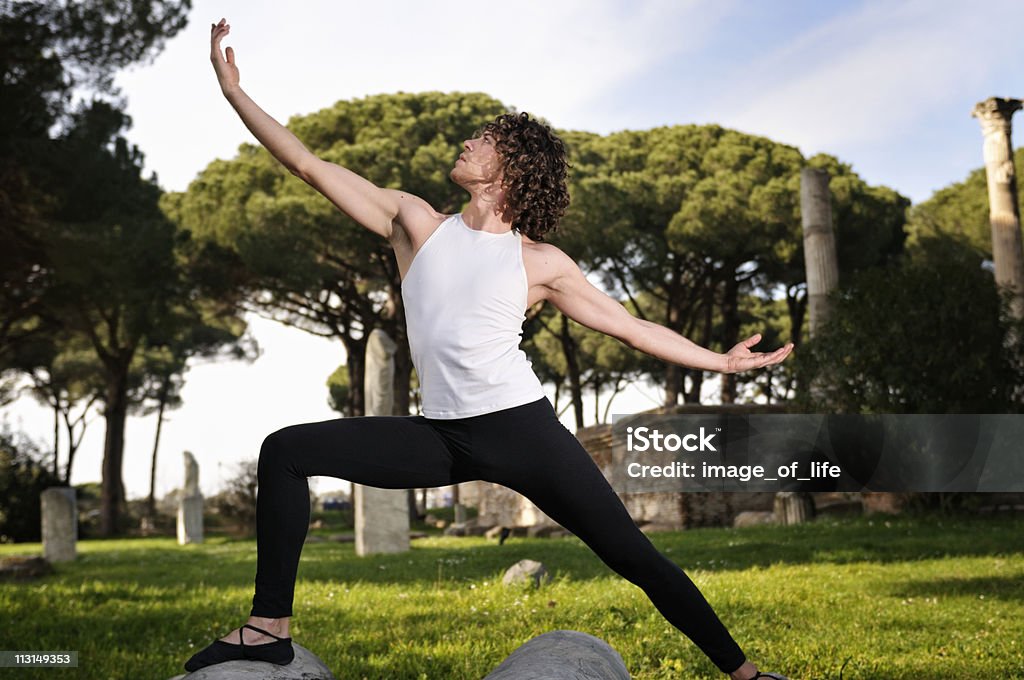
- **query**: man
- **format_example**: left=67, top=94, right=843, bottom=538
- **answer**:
left=187, top=18, right=792, bottom=680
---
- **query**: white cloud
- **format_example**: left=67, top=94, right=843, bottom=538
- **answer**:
left=704, top=0, right=1022, bottom=154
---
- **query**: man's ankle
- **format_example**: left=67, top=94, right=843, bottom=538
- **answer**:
left=729, top=660, right=758, bottom=680
left=247, top=615, right=290, bottom=636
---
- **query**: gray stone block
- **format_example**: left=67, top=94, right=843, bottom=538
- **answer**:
left=41, top=487, right=77, bottom=562
left=178, top=495, right=204, bottom=545
left=178, top=451, right=204, bottom=545
left=354, top=328, right=409, bottom=557
left=354, top=485, right=409, bottom=555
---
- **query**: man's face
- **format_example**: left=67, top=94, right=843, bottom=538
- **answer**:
left=450, top=129, right=503, bottom=187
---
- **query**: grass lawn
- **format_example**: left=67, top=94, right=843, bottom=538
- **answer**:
left=1, top=513, right=1022, bottom=679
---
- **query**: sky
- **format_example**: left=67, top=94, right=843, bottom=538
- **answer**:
left=3, top=0, right=1024, bottom=501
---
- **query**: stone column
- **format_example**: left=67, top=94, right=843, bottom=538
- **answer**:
left=41, top=487, right=77, bottom=562
left=177, top=451, right=204, bottom=545
left=774, top=491, right=816, bottom=526
left=801, top=167, right=840, bottom=335
left=794, top=167, right=839, bottom=521
left=355, top=328, right=410, bottom=556
left=972, top=97, right=1024, bottom=320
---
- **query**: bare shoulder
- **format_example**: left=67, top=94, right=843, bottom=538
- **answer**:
left=522, top=238, right=578, bottom=293
left=385, top=189, right=446, bottom=244
left=385, top=190, right=450, bottom=282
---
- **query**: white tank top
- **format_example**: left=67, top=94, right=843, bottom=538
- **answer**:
left=400, top=214, right=546, bottom=419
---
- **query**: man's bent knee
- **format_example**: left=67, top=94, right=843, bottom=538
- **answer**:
left=257, top=429, right=295, bottom=478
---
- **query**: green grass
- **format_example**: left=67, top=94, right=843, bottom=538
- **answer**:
left=1, top=513, right=1022, bottom=679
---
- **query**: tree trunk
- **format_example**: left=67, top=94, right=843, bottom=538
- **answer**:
left=686, top=283, right=714, bottom=404
left=100, top=365, right=130, bottom=536
left=663, top=256, right=684, bottom=407
left=342, top=335, right=367, bottom=417
left=393, top=340, right=413, bottom=416
left=719, top=272, right=740, bottom=404
left=407, top=489, right=420, bottom=522
left=663, top=295, right=683, bottom=407
left=600, top=378, right=620, bottom=423
left=63, top=414, right=75, bottom=485
left=147, top=382, right=168, bottom=519
left=559, top=314, right=584, bottom=430
left=62, top=406, right=89, bottom=485
left=52, top=403, right=60, bottom=478
left=786, top=284, right=807, bottom=349
left=663, top=307, right=682, bottom=407
left=386, top=309, right=413, bottom=416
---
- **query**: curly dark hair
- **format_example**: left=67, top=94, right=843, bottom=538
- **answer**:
left=481, top=112, right=570, bottom=241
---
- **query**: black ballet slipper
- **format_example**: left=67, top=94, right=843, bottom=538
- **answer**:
left=184, top=623, right=294, bottom=672
left=744, top=672, right=789, bottom=680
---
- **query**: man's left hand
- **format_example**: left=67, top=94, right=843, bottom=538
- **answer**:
left=724, top=333, right=793, bottom=374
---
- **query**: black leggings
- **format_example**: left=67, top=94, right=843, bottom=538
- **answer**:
left=250, top=396, right=747, bottom=674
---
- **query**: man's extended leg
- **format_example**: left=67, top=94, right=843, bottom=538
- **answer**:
left=252, top=414, right=471, bottom=616
left=469, top=398, right=748, bottom=675
left=186, top=413, right=470, bottom=672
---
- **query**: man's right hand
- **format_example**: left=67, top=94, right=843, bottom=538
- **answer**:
left=210, top=18, right=240, bottom=94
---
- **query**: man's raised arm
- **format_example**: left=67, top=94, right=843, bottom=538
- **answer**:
left=210, top=18, right=408, bottom=240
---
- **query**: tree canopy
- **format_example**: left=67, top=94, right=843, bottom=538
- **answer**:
left=169, top=93, right=914, bottom=423
left=555, top=126, right=908, bottom=409
left=0, top=0, right=258, bottom=535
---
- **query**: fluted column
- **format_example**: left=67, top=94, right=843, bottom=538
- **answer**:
left=792, top=168, right=839, bottom=521
left=972, top=97, right=1024, bottom=320
left=801, top=167, right=839, bottom=336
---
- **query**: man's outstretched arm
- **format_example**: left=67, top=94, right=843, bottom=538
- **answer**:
left=209, top=18, right=427, bottom=240
left=542, top=246, right=793, bottom=373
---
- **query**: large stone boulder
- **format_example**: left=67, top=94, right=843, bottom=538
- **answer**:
left=484, top=630, right=630, bottom=679
left=169, top=643, right=334, bottom=680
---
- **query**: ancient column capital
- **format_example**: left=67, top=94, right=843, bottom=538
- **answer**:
left=971, top=97, right=1023, bottom=136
